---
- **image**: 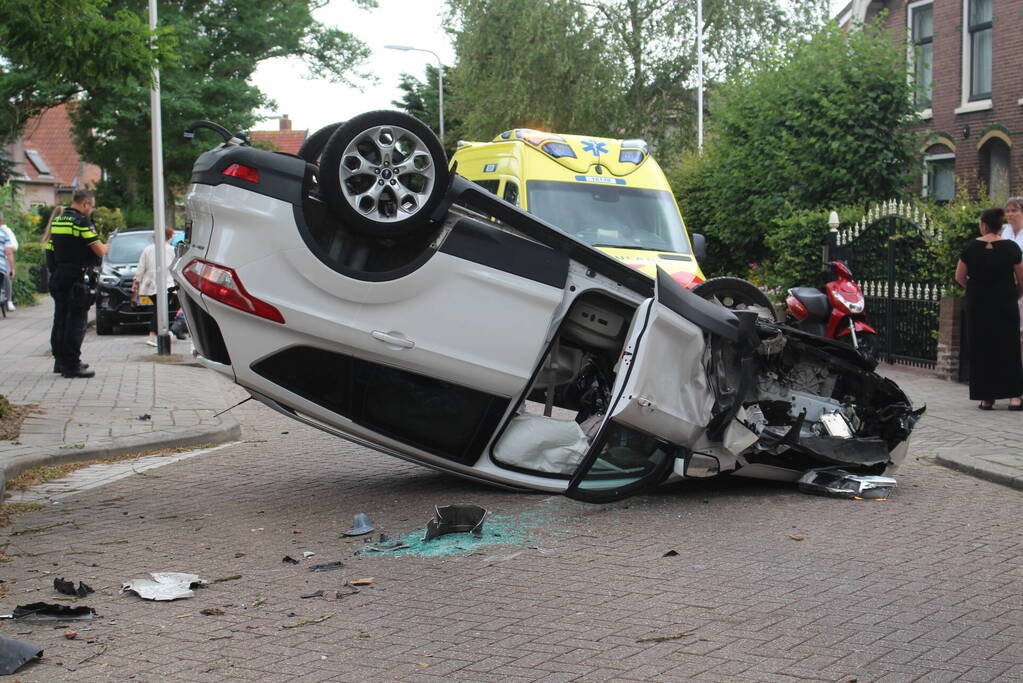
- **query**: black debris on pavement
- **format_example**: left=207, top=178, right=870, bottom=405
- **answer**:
left=662, top=550, right=679, bottom=557
left=6, top=603, right=96, bottom=621
left=137, top=414, right=151, bottom=421
left=300, top=590, right=324, bottom=599
left=0, top=634, right=43, bottom=675
left=364, top=534, right=410, bottom=552
left=423, top=504, right=488, bottom=541
left=53, top=577, right=94, bottom=597
left=282, top=555, right=299, bottom=565
left=308, top=561, right=344, bottom=572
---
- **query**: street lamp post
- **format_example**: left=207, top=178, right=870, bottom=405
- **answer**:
left=383, top=44, right=444, bottom=144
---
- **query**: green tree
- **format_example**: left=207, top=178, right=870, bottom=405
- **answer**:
left=445, top=0, right=623, bottom=142
left=445, top=0, right=828, bottom=154
left=68, top=0, right=374, bottom=225
left=0, top=0, right=169, bottom=143
left=674, top=22, right=918, bottom=276
left=391, top=64, right=458, bottom=149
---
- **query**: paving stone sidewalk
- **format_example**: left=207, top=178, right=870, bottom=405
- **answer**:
left=0, top=297, right=240, bottom=492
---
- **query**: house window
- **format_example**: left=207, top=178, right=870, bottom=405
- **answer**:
left=980, top=138, right=1011, bottom=201
left=925, top=154, right=956, bottom=201
left=968, top=0, right=992, bottom=101
left=909, top=2, right=933, bottom=110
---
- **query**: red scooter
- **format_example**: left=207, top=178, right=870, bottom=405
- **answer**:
left=785, top=261, right=879, bottom=359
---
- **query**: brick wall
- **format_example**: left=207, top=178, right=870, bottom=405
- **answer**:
left=880, top=0, right=1023, bottom=198
left=935, top=295, right=966, bottom=381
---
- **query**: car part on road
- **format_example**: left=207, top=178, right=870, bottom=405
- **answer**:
left=364, top=534, right=410, bottom=552
left=0, top=634, right=43, bottom=675
left=3, top=602, right=96, bottom=621
left=308, top=561, right=344, bottom=572
left=53, top=577, right=94, bottom=597
left=343, top=512, right=374, bottom=536
left=798, top=468, right=897, bottom=499
left=319, top=110, right=450, bottom=239
left=120, top=572, right=205, bottom=601
left=423, top=504, right=488, bottom=541
left=282, top=555, right=299, bottom=564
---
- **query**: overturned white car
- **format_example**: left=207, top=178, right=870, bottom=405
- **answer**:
left=173, top=111, right=921, bottom=503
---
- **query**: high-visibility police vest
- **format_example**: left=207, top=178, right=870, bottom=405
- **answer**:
left=49, top=208, right=99, bottom=267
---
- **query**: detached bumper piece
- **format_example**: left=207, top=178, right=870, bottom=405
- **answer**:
left=798, top=468, right=897, bottom=500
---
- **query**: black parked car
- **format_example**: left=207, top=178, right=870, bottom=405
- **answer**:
left=95, top=228, right=178, bottom=334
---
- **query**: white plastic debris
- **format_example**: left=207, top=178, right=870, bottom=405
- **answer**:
left=121, top=572, right=205, bottom=601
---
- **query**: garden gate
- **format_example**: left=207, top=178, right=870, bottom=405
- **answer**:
left=830, top=200, right=943, bottom=367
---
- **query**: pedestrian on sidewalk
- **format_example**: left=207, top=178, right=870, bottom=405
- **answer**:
left=48, top=190, right=107, bottom=379
left=956, top=207, right=1023, bottom=410
left=1001, top=196, right=1023, bottom=359
left=0, top=221, right=14, bottom=311
left=0, top=210, right=18, bottom=311
left=131, top=226, right=176, bottom=347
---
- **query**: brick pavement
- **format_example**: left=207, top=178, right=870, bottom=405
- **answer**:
left=1, top=385, right=1021, bottom=681
left=0, top=298, right=240, bottom=492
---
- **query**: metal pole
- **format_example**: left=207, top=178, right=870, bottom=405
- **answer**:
left=697, top=0, right=704, bottom=153
left=148, top=0, right=170, bottom=355
left=437, top=57, right=445, bottom=146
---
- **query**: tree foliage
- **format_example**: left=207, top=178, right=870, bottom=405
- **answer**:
left=0, top=0, right=171, bottom=143
left=62, top=0, right=373, bottom=225
left=673, top=22, right=919, bottom=276
left=391, top=64, right=458, bottom=149
left=444, top=0, right=828, bottom=154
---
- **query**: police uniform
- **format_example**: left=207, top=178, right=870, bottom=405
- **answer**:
left=49, top=207, right=99, bottom=377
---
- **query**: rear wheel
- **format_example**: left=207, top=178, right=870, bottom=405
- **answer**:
left=691, top=276, right=777, bottom=322
left=318, top=110, right=449, bottom=240
left=95, top=310, right=113, bottom=335
left=299, top=122, right=343, bottom=165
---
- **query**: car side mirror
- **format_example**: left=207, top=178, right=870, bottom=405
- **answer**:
left=692, top=233, right=706, bottom=262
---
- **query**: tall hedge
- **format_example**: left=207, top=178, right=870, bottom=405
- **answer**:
left=673, top=21, right=917, bottom=276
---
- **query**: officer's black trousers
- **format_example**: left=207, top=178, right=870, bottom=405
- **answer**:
left=49, top=268, right=91, bottom=370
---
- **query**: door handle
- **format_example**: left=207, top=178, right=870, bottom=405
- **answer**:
left=371, top=330, right=415, bottom=349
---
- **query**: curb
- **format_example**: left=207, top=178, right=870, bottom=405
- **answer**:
left=0, top=416, right=241, bottom=496
left=933, top=449, right=1023, bottom=491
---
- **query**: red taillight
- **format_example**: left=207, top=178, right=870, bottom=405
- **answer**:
left=222, top=163, right=260, bottom=183
left=786, top=294, right=809, bottom=320
left=182, top=259, right=284, bottom=324
left=670, top=271, right=704, bottom=289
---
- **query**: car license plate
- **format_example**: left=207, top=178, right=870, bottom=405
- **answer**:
left=138, top=295, right=153, bottom=305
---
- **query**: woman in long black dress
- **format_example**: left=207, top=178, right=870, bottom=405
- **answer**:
left=955, top=207, right=1023, bottom=409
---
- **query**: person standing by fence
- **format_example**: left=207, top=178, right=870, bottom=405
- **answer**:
left=956, top=207, right=1023, bottom=409
left=1001, top=197, right=1023, bottom=358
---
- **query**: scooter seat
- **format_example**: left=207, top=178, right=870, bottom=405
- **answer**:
left=789, top=287, right=830, bottom=321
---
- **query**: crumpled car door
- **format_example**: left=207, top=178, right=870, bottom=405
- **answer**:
left=564, top=268, right=747, bottom=503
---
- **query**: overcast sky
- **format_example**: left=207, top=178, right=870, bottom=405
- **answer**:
left=250, top=0, right=852, bottom=135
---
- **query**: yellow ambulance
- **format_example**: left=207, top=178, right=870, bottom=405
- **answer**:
left=451, top=129, right=705, bottom=288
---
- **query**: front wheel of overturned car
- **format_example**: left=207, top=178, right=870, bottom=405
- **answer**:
left=691, top=276, right=777, bottom=322
left=318, top=110, right=449, bottom=240
left=298, top=121, right=343, bottom=165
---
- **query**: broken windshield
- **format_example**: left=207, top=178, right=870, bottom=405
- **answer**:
left=526, top=181, right=692, bottom=254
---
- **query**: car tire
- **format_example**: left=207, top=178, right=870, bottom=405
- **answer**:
left=298, top=122, right=343, bottom=165
left=318, top=110, right=449, bottom=239
left=95, top=311, right=113, bottom=335
left=692, top=276, right=777, bottom=322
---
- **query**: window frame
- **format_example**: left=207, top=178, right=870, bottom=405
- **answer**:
left=907, top=0, right=934, bottom=116
left=958, top=0, right=993, bottom=109
left=923, top=153, right=956, bottom=201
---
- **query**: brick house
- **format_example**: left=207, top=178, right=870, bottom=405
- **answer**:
left=3, top=103, right=102, bottom=208
left=249, top=114, right=307, bottom=155
left=838, top=0, right=1021, bottom=201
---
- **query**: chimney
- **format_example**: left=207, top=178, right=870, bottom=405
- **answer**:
left=279, top=115, right=292, bottom=131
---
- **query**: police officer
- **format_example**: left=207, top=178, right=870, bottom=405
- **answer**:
left=49, top=189, right=107, bottom=378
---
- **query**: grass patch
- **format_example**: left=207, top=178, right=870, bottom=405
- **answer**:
left=0, top=398, right=42, bottom=441
left=3, top=443, right=218, bottom=493
left=0, top=502, right=44, bottom=528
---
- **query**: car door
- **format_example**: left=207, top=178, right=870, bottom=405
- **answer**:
left=564, top=268, right=744, bottom=502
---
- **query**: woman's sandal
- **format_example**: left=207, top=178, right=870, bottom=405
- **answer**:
left=1009, top=399, right=1023, bottom=411
left=979, top=401, right=994, bottom=410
